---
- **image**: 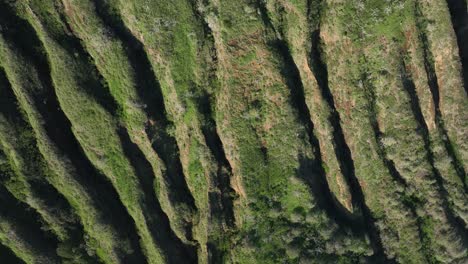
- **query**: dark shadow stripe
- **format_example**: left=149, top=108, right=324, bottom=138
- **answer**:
left=360, top=66, right=434, bottom=263
left=92, top=0, right=198, bottom=220
left=0, top=241, right=25, bottom=264
left=196, top=90, right=236, bottom=226
left=446, top=0, right=468, bottom=94
left=196, top=90, right=236, bottom=263
left=0, top=5, right=145, bottom=262
left=186, top=2, right=237, bottom=262
left=256, top=2, right=392, bottom=261
left=400, top=60, right=468, bottom=241
left=0, top=67, right=101, bottom=263
left=0, top=164, right=59, bottom=262
left=414, top=2, right=467, bottom=191
left=189, top=0, right=236, bottom=230
left=117, top=127, right=198, bottom=264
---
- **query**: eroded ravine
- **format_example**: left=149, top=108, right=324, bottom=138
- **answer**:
left=0, top=4, right=146, bottom=262
left=118, top=127, right=198, bottom=263
left=400, top=61, right=468, bottom=240
left=0, top=180, right=60, bottom=262
left=257, top=3, right=391, bottom=261
left=446, top=0, right=468, bottom=94
left=362, top=66, right=434, bottom=262
left=0, top=67, right=99, bottom=262
left=0, top=242, right=25, bottom=264
left=0, top=0, right=467, bottom=263
left=415, top=2, right=467, bottom=191
left=92, top=0, right=198, bottom=218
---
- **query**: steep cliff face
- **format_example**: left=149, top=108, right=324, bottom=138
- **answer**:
left=0, top=0, right=466, bottom=263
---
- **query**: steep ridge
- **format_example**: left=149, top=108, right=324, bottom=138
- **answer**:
left=279, top=1, right=395, bottom=255
left=0, top=67, right=99, bottom=263
left=24, top=3, right=119, bottom=117
left=446, top=0, right=468, bottom=94
left=0, top=3, right=146, bottom=262
left=363, top=70, right=434, bottom=263
left=363, top=36, right=466, bottom=260
left=118, top=127, right=198, bottom=263
left=60, top=0, right=199, bottom=255
left=107, top=0, right=241, bottom=261
left=320, top=1, right=429, bottom=262
left=402, top=16, right=468, bottom=229
left=310, top=21, right=363, bottom=218
left=260, top=10, right=367, bottom=234
left=91, top=0, right=197, bottom=216
left=356, top=0, right=466, bottom=257
left=0, top=173, right=60, bottom=263
left=358, top=7, right=467, bottom=257
left=194, top=0, right=372, bottom=262
left=0, top=0, right=466, bottom=263
left=0, top=47, right=140, bottom=264
left=415, top=0, right=468, bottom=174
left=22, top=1, right=180, bottom=262
left=0, top=66, right=74, bottom=238
left=274, top=37, right=370, bottom=241
left=265, top=0, right=355, bottom=213
left=0, top=242, right=25, bottom=264
left=400, top=61, right=468, bottom=242
left=415, top=3, right=467, bottom=189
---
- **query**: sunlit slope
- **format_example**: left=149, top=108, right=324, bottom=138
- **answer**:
left=0, top=0, right=466, bottom=263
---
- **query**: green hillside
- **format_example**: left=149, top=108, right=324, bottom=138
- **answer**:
left=0, top=0, right=466, bottom=263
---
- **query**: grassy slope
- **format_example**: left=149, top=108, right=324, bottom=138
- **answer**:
left=21, top=1, right=196, bottom=263
left=0, top=0, right=466, bottom=263
left=61, top=0, right=197, bottom=249
left=417, top=0, right=468, bottom=174
left=196, top=0, right=371, bottom=262
left=0, top=79, right=99, bottom=263
left=264, top=0, right=354, bottom=213
left=0, top=2, right=143, bottom=262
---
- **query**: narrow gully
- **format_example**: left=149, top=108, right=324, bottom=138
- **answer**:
left=117, top=127, right=198, bottom=264
left=446, top=0, right=468, bottom=94
left=92, top=0, right=198, bottom=215
left=197, top=91, right=236, bottom=263
left=196, top=91, right=236, bottom=228
left=362, top=70, right=434, bottom=263
left=0, top=182, right=59, bottom=261
left=415, top=2, right=467, bottom=190
left=0, top=6, right=146, bottom=262
left=187, top=2, right=237, bottom=262
left=0, top=241, right=25, bottom=264
left=400, top=62, right=468, bottom=240
left=256, top=2, right=381, bottom=246
left=192, top=0, right=236, bottom=228
left=0, top=66, right=100, bottom=262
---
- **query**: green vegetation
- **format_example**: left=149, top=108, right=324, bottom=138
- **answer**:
left=0, top=0, right=466, bottom=263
